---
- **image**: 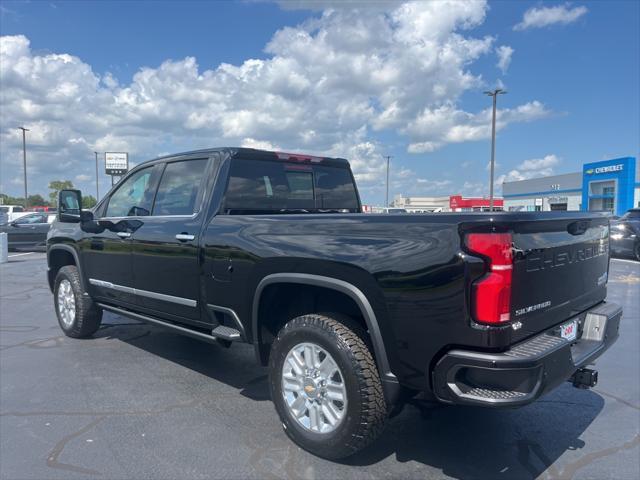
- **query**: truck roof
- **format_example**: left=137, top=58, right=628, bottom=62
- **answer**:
left=145, top=147, right=351, bottom=168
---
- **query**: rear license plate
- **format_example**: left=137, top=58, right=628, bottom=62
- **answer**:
left=560, top=320, right=578, bottom=342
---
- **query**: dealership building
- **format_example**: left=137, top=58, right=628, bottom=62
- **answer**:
left=503, top=157, right=639, bottom=216
left=391, top=194, right=504, bottom=212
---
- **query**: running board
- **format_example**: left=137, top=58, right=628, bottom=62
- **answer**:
left=97, top=303, right=242, bottom=344
left=212, top=325, right=242, bottom=341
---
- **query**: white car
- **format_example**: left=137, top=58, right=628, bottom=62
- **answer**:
left=0, top=205, right=31, bottom=223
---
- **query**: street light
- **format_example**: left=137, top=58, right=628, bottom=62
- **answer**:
left=384, top=155, right=392, bottom=207
left=484, top=89, right=506, bottom=211
left=94, top=152, right=100, bottom=200
left=18, top=127, right=29, bottom=209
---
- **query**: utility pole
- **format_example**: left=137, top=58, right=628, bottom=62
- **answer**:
left=18, top=127, right=29, bottom=209
left=94, top=152, right=100, bottom=200
left=385, top=155, right=392, bottom=207
left=484, top=89, right=506, bottom=211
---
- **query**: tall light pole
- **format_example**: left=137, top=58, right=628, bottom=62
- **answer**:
left=484, top=89, right=506, bottom=211
left=385, top=155, right=392, bottom=207
left=94, top=152, right=100, bottom=200
left=18, top=127, right=29, bottom=209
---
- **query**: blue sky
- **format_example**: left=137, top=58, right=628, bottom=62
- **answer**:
left=1, top=0, right=638, bottom=205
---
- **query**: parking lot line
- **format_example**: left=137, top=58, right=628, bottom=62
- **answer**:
left=7, top=252, right=35, bottom=258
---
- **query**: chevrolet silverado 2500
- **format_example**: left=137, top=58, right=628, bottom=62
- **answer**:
left=47, top=148, right=622, bottom=459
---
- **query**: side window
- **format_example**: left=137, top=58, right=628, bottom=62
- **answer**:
left=105, top=167, right=154, bottom=217
left=14, top=206, right=24, bottom=212
left=152, top=159, right=208, bottom=216
left=14, top=213, right=46, bottom=224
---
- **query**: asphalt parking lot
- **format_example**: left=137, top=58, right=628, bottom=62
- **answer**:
left=0, top=252, right=638, bottom=480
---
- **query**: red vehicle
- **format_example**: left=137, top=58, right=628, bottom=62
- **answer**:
left=28, top=206, right=57, bottom=213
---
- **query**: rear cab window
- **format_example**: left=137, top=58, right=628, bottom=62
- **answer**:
left=224, top=157, right=360, bottom=214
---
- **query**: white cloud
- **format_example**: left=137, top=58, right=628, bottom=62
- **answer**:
left=496, top=154, right=560, bottom=184
left=276, top=1, right=403, bottom=11
left=1, top=2, right=551, bottom=199
left=461, top=180, right=485, bottom=196
left=486, top=160, right=501, bottom=171
left=496, top=45, right=514, bottom=73
left=406, top=100, right=551, bottom=153
left=514, top=4, right=588, bottom=31
left=388, top=175, right=452, bottom=197
left=518, top=154, right=560, bottom=171
left=240, top=138, right=280, bottom=151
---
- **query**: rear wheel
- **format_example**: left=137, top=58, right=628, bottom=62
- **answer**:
left=54, top=266, right=102, bottom=338
left=269, top=314, right=387, bottom=459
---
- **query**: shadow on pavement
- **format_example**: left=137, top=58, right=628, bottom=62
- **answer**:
left=95, top=317, right=271, bottom=401
left=96, top=316, right=605, bottom=478
left=345, top=391, right=604, bottom=478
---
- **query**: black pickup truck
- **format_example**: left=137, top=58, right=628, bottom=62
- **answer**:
left=47, top=147, right=622, bottom=459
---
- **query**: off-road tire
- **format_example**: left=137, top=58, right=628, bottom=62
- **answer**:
left=54, top=265, right=102, bottom=338
left=269, top=313, right=387, bottom=459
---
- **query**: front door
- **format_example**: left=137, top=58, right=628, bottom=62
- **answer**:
left=81, top=165, right=159, bottom=307
left=130, top=158, right=211, bottom=323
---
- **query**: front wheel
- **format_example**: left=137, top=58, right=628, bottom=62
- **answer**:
left=634, top=242, right=640, bottom=262
left=269, top=314, right=387, bottom=459
left=54, top=265, right=102, bottom=338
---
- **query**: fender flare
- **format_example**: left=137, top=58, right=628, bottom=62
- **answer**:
left=252, top=273, right=397, bottom=386
left=47, top=244, right=86, bottom=291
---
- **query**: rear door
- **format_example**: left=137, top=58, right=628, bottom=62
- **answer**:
left=130, top=157, right=213, bottom=323
left=509, top=216, right=610, bottom=337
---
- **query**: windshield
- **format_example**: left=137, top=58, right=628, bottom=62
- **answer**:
left=0, top=207, right=8, bottom=213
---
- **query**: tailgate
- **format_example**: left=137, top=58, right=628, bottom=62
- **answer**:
left=510, top=216, right=610, bottom=339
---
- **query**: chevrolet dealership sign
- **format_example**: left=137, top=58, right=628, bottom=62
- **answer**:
left=585, top=164, right=624, bottom=175
left=105, top=152, right=128, bottom=176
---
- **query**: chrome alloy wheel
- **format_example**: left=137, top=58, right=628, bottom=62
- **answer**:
left=281, top=342, right=348, bottom=434
left=57, top=279, right=76, bottom=327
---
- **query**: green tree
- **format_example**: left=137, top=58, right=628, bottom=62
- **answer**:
left=48, top=180, right=74, bottom=206
left=0, top=193, right=25, bottom=206
left=82, top=195, right=97, bottom=208
left=27, top=194, right=48, bottom=207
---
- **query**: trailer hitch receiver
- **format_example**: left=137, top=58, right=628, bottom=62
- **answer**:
left=570, top=368, right=598, bottom=389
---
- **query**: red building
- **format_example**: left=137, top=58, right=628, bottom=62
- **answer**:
left=449, top=195, right=503, bottom=212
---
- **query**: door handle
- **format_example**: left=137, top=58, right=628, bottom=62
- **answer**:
left=175, top=233, right=195, bottom=242
left=116, top=232, right=131, bottom=239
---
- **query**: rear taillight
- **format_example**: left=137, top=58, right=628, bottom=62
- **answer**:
left=466, top=232, right=513, bottom=324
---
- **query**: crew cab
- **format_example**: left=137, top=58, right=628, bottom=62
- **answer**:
left=47, top=148, right=622, bottom=459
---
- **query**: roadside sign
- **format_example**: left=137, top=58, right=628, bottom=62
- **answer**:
left=105, top=152, right=128, bottom=176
